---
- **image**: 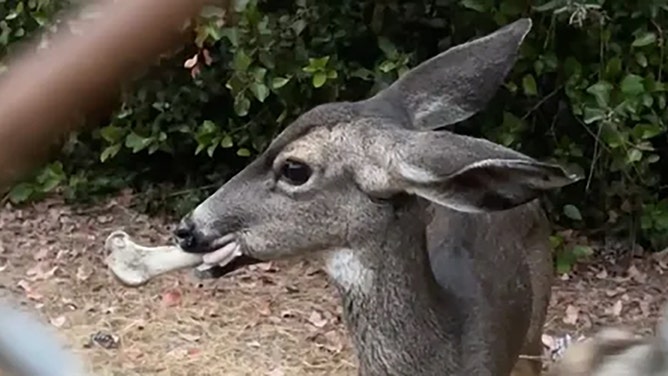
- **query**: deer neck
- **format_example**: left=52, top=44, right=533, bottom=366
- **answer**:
left=323, top=199, right=464, bottom=376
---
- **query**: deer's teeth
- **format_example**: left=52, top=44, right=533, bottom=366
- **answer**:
left=202, top=241, right=240, bottom=265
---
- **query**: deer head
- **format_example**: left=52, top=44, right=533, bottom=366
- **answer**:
left=173, top=18, right=578, bottom=276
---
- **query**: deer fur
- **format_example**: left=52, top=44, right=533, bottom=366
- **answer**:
left=174, top=18, right=580, bottom=375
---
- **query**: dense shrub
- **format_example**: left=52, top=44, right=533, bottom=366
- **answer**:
left=1, top=0, right=668, bottom=254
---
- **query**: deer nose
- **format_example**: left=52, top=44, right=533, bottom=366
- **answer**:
left=173, top=216, right=199, bottom=251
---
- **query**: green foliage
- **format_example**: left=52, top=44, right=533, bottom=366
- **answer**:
left=2, top=0, right=668, bottom=251
left=551, top=233, right=595, bottom=274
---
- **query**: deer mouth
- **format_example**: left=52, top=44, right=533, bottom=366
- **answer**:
left=193, top=237, right=262, bottom=278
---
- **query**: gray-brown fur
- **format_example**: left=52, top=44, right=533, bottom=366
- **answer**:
left=549, top=303, right=668, bottom=376
left=174, top=19, right=580, bottom=375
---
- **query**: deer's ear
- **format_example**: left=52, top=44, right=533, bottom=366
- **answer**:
left=360, top=129, right=579, bottom=212
left=365, top=18, right=532, bottom=130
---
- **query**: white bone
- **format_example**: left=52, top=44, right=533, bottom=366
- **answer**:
left=104, top=230, right=203, bottom=286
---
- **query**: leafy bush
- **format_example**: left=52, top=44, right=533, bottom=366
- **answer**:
left=2, top=0, right=668, bottom=252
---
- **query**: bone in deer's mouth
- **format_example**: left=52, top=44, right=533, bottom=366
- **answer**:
left=199, top=240, right=241, bottom=267
left=104, top=230, right=248, bottom=287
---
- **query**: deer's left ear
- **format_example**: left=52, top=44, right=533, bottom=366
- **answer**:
left=365, top=18, right=532, bottom=130
left=357, top=128, right=580, bottom=212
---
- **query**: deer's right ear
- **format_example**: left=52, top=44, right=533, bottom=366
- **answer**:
left=364, top=18, right=532, bottom=130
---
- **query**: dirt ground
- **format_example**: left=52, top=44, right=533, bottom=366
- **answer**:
left=0, top=193, right=667, bottom=376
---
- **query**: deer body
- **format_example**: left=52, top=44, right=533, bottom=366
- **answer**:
left=173, top=18, right=579, bottom=375
left=325, top=196, right=551, bottom=376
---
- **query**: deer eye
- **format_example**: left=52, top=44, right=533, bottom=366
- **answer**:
left=279, top=159, right=312, bottom=186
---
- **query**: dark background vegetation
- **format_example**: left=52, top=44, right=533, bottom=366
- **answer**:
left=1, top=0, right=667, bottom=270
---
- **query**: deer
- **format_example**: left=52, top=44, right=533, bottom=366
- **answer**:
left=162, top=18, right=580, bottom=376
left=549, top=302, right=668, bottom=376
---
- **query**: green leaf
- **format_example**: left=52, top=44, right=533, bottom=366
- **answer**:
left=312, top=72, right=327, bottom=88
left=563, top=204, right=583, bottom=221
left=533, top=0, right=564, bottom=12
left=379, top=60, right=396, bottom=73
left=635, top=52, right=648, bottom=68
left=201, top=120, right=217, bottom=133
left=236, top=148, right=251, bottom=157
left=220, top=135, right=234, bottom=148
left=221, top=27, right=239, bottom=47
left=571, top=245, right=594, bottom=258
left=8, top=182, right=34, bottom=204
left=205, top=24, right=222, bottom=41
left=100, top=144, right=121, bottom=162
left=627, top=148, right=642, bottom=163
left=522, top=74, right=538, bottom=96
left=604, top=57, right=622, bottom=78
left=99, top=125, right=124, bottom=143
left=207, top=143, right=217, bottom=157
left=234, top=0, right=251, bottom=12
left=583, top=107, right=606, bottom=124
left=124, top=132, right=152, bottom=153
left=250, top=82, right=270, bottom=102
left=251, top=67, right=267, bottom=82
left=271, top=77, right=290, bottom=89
left=586, top=81, right=613, bottom=107
left=632, top=123, right=664, bottom=140
left=291, top=19, right=306, bottom=35
left=310, top=56, right=330, bottom=70
left=632, top=32, right=657, bottom=47
left=233, top=49, right=252, bottom=71
left=502, top=111, right=525, bottom=132
left=377, top=37, right=397, bottom=58
left=460, top=0, right=488, bottom=12
left=620, top=74, right=645, bottom=97
left=195, top=143, right=206, bottom=155
left=234, top=94, right=251, bottom=116
left=555, top=253, right=574, bottom=274
left=549, top=235, right=564, bottom=250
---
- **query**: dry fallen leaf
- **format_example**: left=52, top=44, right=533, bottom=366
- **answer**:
left=541, top=334, right=555, bottom=349
left=246, top=341, right=261, bottom=348
left=563, top=305, right=579, bottom=325
left=323, top=330, right=345, bottom=353
left=34, top=248, right=49, bottom=261
left=257, top=300, right=272, bottom=316
left=202, top=49, right=212, bottom=65
left=161, top=289, right=182, bottom=307
left=258, top=262, right=278, bottom=272
left=17, top=279, right=43, bottom=301
left=267, top=368, right=285, bottom=376
left=190, top=65, right=201, bottom=78
left=50, top=315, right=66, bottom=328
left=307, top=310, right=328, bottom=328
left=184, top=54, right=198, bottom=69
left=627, top=264, right=647, bottom=283
left=26, top=262, right=58, bottom=281
left=76, top=264, right=92, bottom=281
left=611, top=300, right=623, bottom=316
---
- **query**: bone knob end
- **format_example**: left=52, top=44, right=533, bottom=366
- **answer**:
left=104, top=230, right=151, bottom=287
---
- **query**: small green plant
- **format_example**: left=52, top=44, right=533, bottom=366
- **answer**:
left=551, top=233, right=595, bottom=274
